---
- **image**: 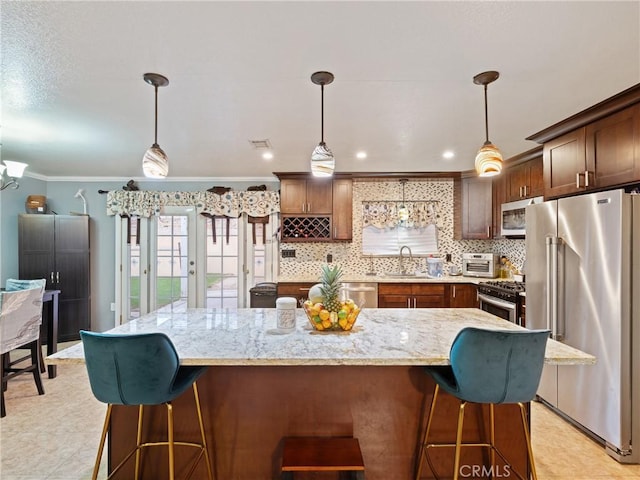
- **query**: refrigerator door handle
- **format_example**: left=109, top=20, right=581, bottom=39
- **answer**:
left=545, top=237, right=560, bottom=340
left=546, top=236, right=563, bottom=341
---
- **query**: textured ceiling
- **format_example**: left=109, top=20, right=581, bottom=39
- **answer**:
left=2, top=1, right=639, bottom=181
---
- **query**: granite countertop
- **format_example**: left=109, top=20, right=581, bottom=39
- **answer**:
left=47, top=308, right=594, bottom=367
left=277, top=275, right=498, bottom=284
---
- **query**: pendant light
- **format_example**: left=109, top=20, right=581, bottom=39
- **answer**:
left=142, top=73, right=169, bottom=178
left=473, top=71, right=503, bottom=177
left=398, top=179, right=409, bottom=224
left=310, top=71, right=335, bottom=177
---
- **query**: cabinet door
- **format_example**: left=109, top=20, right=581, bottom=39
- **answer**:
left=543, top=129, right=587, bottom=198
left=332, top=179, right=352, bottom=240
left=280, top=179, right=308, bottom=214
left=506, top=163, right=528, bottom=201
left=492, top=173, right=507, bottom=239
left=378, top=284, right=411, bottom=308
left=18, top=215, right=56, bottom=288
left=55, top=216, right=90, bottom=341
left=413, top=284, right=446, bottom=308
left=306, top=179, right=333, bottom=214
left=378, top=294, right=411, bottom=308
left=528, top=157, right=545, bottom=198
left=586, top=104, right=640, bottom=189
left=461, top=176, right=493, bottom=239
left=448, top=284, right=478, bottom=308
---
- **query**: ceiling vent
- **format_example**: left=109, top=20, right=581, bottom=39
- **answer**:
left=248, top=139, right=272, bottom=150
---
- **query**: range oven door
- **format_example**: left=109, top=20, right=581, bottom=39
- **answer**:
left=478, top=293, right=518, bottom=324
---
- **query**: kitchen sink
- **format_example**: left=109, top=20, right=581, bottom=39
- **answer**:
left=384, top=273, right=417, bottom=278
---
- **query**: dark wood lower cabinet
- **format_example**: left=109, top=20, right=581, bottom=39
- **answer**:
left=277, top=282, right=314, bottom=305
left=107, top=366, right=529, bottom=480
left=378, top=283, right=477, bottom=308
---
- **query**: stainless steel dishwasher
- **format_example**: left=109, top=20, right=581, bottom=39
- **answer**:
left=340, top=282, right=378, bottom=308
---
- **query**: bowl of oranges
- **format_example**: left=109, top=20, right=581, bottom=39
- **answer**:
left=302, top=298, right=361, bottom=331
left=301, top=264, right=362, bottom=331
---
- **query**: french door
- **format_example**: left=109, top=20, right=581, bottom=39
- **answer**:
left=115, top=208, right=276, bottom=324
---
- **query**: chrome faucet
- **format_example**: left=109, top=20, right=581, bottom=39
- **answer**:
left=399, top=245, right=413, bottom=275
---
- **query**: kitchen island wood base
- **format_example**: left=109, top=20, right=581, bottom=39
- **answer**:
left=107, top=365, right=529, bottom=480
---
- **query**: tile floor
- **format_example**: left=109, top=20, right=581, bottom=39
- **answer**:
left=2, top=358, right=640, bottom=479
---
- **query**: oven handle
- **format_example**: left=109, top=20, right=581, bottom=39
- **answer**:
left=477, top=293, right=517, bottom=312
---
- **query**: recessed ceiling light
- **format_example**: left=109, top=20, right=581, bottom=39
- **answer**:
left=442, top=150, right=455, bottom=159
left=262, top=151, right=274, bottom=160
left=356, top=151, right=367, bottom=159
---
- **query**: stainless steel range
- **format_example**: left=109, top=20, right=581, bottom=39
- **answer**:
left=477, top=281, right=525, bottom=326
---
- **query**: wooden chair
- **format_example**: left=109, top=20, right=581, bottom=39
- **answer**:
left=0, top=279, right=46, bottom=417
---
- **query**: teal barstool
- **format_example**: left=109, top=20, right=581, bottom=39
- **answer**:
left=415, top=327, right=549, bottom=480
left=80, top=331, right=215, bottom=480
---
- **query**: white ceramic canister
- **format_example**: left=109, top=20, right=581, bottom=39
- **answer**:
left=276, top=297, right=297, bottom=333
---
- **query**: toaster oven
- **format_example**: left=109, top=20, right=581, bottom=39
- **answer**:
left=462, top=253, right=499, bottom=278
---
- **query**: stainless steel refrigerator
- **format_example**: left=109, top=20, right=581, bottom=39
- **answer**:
left=526, top=189, right=640, bottom=463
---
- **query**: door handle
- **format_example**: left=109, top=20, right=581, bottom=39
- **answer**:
left=56, top=272, right=59, bottom=284
left=50, top=272, right=54, bottom=284
left=576, top=172, right=585, bottom=188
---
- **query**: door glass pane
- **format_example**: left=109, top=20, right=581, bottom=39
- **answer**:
left=205, top=217, right=238, bottom=308
left=128, top=218, right=141, bottom=319
left=252, top=223, right=266, bottom=284
left=156, top=215, right=189, bottom=312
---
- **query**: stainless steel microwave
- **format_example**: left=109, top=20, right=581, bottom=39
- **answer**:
left=500, top=197, right=544, bottom=237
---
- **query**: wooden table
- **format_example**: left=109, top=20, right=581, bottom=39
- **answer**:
left=41, top=289, right=60, bottom=378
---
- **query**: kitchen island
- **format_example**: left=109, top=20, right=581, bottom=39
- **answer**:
left=48, top=308, right=593, bottom=480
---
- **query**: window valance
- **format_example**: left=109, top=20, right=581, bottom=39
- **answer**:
left=362, top=201, right=439, bottom=229
left=106, top=190, right=280, bottom=218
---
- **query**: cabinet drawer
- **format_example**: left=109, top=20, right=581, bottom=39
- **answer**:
left=412, top=284, right=445, bottom=295
left=378, top=284, right=412, bottom=295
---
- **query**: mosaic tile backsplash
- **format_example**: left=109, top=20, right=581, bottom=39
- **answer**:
left=279, top=178, right=526, bottom=279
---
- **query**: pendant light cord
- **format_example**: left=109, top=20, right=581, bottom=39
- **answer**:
left=154, top=85, right=159, bottom=146
left=483, top=84, right=489, bottom=144
left=320, top=83, right=325, bottom=144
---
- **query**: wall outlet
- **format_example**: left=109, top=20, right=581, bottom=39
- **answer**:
left=110, top=302, right=116, bottom=311
left=281, top=249, right=296, bottom=258
left=445, top=253, right=452, bottom=262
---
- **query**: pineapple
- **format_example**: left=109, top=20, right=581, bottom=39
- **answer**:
left=319, top=264, right=343, bottom=313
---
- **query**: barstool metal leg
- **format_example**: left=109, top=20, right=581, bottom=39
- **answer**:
left=518, top=402, right=538, bottom=480
left=192, top=382, right=215, bottom=480
left=167, top=402, right=175, bottom=480
left=490, top=403, right=496, bottom=476
left=91, top=404, right=112, bottom=480
left=415, top=384, right=440, bottom=480
left=135, top=405, right=144, bottom=480
left=452, top=402, right=467, bottom=480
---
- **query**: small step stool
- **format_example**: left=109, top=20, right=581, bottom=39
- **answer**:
left=281, top=436, right=365, bottom=480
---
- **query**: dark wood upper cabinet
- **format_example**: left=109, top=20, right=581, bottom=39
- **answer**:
left=543, top=129, right=588, bottom=198
left=276, top=173, right=353, bottom=242
left=332, top=178, right=353, bottom=241
left=528, top=84, right=640, bottom=198
left=280, top=178, right=332, bottom=214
left=586, top=103, right=640, bottom=189
left=455, top=174, right=493, bottom=240
left=505, top=156, right=544, bottom=201
left=18, top=214, right=90, bottom=342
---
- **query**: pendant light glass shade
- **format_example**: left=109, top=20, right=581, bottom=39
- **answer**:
left=475, top=141, right=503, bottom=177
left=142, top=73, right=169, bottom=178
left=311, top=142, right=335, bottom=177
left=473, top=71, right=503, bottom=177
left=142, top=144, right=169, bottom=178
left=310, top=71, right=335, bottom=177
